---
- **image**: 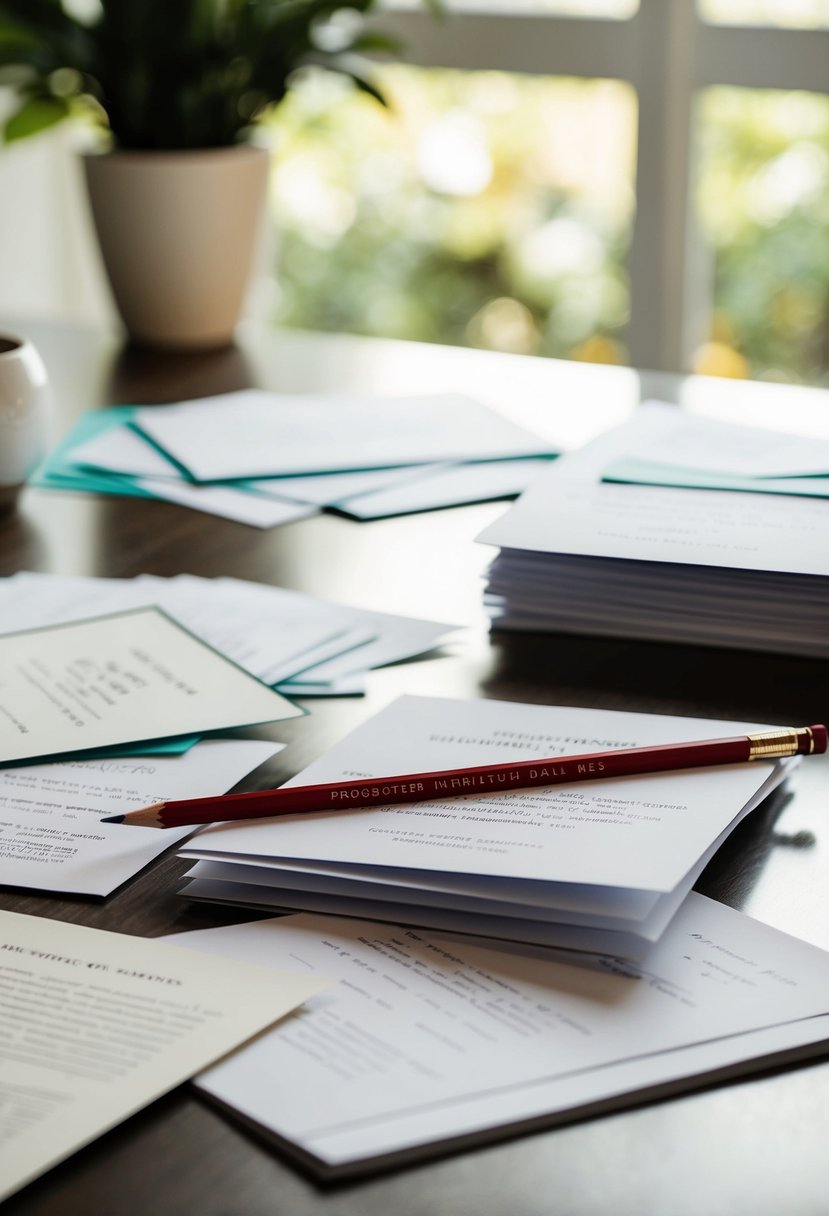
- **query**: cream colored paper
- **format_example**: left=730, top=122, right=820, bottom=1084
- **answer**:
left=0, top=910, right=329, bottom=1201
left=0, top=571, right=456, bottom=690
left=0, top=606, right=301, bottom=765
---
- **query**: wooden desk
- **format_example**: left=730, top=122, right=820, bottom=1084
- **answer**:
left=1, top=321, right=827, bottom=1216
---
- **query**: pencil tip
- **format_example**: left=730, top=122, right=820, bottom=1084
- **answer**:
left=101, top=814, right=124, bottom=824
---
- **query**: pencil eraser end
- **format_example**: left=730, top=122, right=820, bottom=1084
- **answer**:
left=807, top=724, right=827, bottom=754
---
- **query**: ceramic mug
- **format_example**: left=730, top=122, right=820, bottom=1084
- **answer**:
left=0, top=334, right=50, bottom=508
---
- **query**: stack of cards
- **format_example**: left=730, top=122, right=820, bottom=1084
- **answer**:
left=479, top=403, right=829, bottom=657
left=33, top=389, right=555, bottom=526
left=179, top=695, right=795, bottom=959
left=0, top=571, right=460, bottom=699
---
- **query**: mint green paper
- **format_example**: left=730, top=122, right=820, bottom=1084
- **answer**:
left=603, top=458, right=829, bottom=499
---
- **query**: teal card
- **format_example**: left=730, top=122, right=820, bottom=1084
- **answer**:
left=32, top=407, right=157, bottom=499
left=85, top=735, right=202, bottom=758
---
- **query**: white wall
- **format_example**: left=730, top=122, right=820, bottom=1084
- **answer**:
left=0, top=94, right=114, bottom=326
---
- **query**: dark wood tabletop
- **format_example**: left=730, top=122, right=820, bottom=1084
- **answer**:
left=1, top=318, right=827, bottom=1216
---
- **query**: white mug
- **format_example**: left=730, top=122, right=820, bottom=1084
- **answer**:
left=0, top=334, right=50, bottom=507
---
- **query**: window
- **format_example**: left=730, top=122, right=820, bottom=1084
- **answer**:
left=699, top=0, right=829, bottom=29
left=269, top=0, right=829, bottom=383
left=1, top=0, right=827, bottom=384
left=693, top=87, right=829, bottom=384
left=270, top=68, right=636, bottom=363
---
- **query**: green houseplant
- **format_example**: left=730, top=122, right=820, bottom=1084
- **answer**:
left=0, top=0, right=436, bottom=347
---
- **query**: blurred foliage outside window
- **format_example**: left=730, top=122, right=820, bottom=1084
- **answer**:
left=267, top=65, right=829, bottom=387
left=389, top=0, right=638, bottom=13
left=268, top=68, right=636, bottom=366
left=694, top=88, right=829, bottom=386
left=699, top=0, right=829, bottom=27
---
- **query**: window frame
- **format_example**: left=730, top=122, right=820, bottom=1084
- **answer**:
left=380, top=0, right=829, bottom=372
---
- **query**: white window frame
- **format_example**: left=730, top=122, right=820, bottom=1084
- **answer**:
left=381, top=0, right=829, bottom=373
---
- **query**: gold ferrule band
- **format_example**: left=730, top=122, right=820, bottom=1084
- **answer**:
left=748, top=728, right=801, bottom=759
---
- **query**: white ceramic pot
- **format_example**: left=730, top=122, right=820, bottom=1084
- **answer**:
left=0, top=333, right=50, bottom=508
left=83, top=145, right=270, bottom=350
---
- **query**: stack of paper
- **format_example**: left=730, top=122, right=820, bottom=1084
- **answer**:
left=169, top=896, right=829, bottom=1178
left=179, top=695, right=795, bottom=958
left=33, top=390, right=555, bottom=526
left=0, top=596, right=298, bottom=895
left=0, top=571, right=459, bottom=698
left=478, top=402, right=829, bottom=657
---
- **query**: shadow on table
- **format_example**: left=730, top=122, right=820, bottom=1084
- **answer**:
left=481, top=629, right=828, bottom=727
left=106, top=340, right=258, bottom=406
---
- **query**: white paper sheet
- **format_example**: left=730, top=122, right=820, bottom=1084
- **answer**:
left=178, top=879, right=673, bottom=959
left=338, top=458, right=553, bottom=519
left=0, top=573, right=363, bottom=689
left=0, top=738, right=280, bottom=895
left=183, top=696, right=785, bottom=895
left=0, top=910, right=328, bottom=1201
left=179, top=758, right=768, bottom=951
left=59, top=422, right=321, bottom=526
left=245, top=464, right=440, bottom=506
left=0, top=607, right=300, bottom=765
left=71, top=423, right=181, bottom=479
left=132, top=477, right=318, bottom=528
left=0, top=572, right=455, bottom=691
left=134, top=390, right=552, bottom=481
left=178, top=771, right=771, bottom=954
left=608, top=403, right=829, bottom=478
left=477, top=403, right=829, bottom=578
left=280, top=674, right=366, bottom=697
left=214, top=577, right=458, bottom=684
left=170, top=895, right=829, bottom=1174
left=67, top=417, right=552, bottom=519
left=483, top=547, right=829, bottom=655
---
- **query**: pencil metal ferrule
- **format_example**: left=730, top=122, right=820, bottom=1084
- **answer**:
left=747, top=728, right=802, bottom=759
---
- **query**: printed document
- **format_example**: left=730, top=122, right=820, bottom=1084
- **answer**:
left=170, top=895, right=829, bottom=1175
left=0, top=739, right=279, bottom=895
left=0, top=607, right=301, bottom=765
left=0, top=572, right=457, bottom=692
left=184, top=696, right=786, bottom=895
left=0, top=910, right=328, bottom=1201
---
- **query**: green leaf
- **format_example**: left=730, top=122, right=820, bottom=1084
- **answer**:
left=0, top=25, right=38, bottom=47
left=3, top=94, right=69, bottom=142
left=0, top=0, right=439, bottom=147
left=350, top=32, right=403, bottom=55
left=345, top=70, right=387, bottom=108
left=0, top=22, right=47, bottom=66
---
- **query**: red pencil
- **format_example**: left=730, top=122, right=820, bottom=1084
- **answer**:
left=103, top=723, right=826, bottom=829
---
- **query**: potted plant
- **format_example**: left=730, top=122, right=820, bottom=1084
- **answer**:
left=0, top=0, right=437, bottom=349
